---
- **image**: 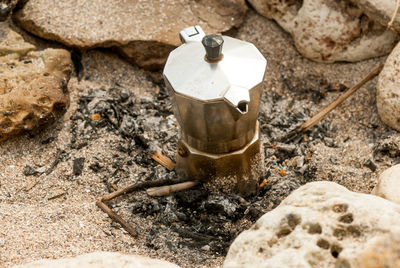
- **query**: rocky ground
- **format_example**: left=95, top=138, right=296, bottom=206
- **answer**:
left=1, top=1, right=400, bottom=267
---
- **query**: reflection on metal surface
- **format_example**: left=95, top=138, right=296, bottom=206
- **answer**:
left=163, top=26, right=267, bottom=195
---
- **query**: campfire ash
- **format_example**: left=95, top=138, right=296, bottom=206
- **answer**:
left=70, top=75, right=319, bottom=260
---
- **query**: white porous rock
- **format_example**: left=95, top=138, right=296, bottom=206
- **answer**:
left=14, top=251, right=181, bottom=268
left=377, top=41, right=400, bottom=131
left=224, top=181, right=400, bottom=268
left=372, top=164, right=400, bottom=204
left=248, top=0, right=397, bottom=63
left=352, top=231, right=400, bottom=268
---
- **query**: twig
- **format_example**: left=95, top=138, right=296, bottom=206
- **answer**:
left=388, top=0, right=400, bottom=29
left=282, top=64, right=383, bottom=142
left=24, top=180, right=38, bottom=191
left=299, top=64, right=383, bottom=131
left=151, top=151, right=175, bottom=171
left=48, top=190, right=66, bottom=200
left=259, top=179, right=268, bottom=188
left=100, top=177, right=187, bottom=202
left=96, top=199, right=138, bottom=237
left=146, top=181, right=198, bottom=197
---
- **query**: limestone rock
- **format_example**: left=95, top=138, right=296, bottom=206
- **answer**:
left=353, top=231, right=400, bottom=268
left=15, top=251, right=181, bottom=268
left=0, top=20, right=35, bottom=56
left=0, top=21, right=72, bottom=141
left=14, top=0, right=247, bottom=70
left=248, top=0, right=398, bottom=63
left=347, top=0, right=400, bottom=33
left=224, top=181, right=400, bottom=268
left=372, top=164, right=400, bottom=204
left=377, top=41, right=400, bottom=131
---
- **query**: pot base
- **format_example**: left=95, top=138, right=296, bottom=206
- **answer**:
left=175, top=124, right=264, bottom=196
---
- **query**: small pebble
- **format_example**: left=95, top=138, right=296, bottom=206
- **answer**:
left=201, top=245, right=210, bottom=251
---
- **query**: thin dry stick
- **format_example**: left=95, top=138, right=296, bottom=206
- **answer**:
left=24, top=180, right=38, bottom=191
left=147, top=181, right=199, bottom=197
left=100, top=177, right=187, bottom=202
left=48, top=190, right=67, bottom=200
left=299, top=64, right=383, bottom=132
left=96, top=199, right=138, bottom=237
left=388, top=0, right=400, bottom=29
left=283, top=64, right=383, bottom=142
left=151, top=151, right=175, bottom=171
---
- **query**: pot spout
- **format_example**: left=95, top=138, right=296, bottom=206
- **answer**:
left=223, top=85, right=250, bottom=115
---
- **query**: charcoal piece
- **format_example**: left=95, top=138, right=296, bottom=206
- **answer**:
left=41, top=136, right=55, bottom=144
left=110, top=86, right=133, bottom=103
left=175, top=189, right=208, bottom=207
left=203, top=195, right=240, bottom=218
left=364, top=159, right=377, bottom=172
left=134, top=134, right=149, bottom=149
left=23, top=166, right=38, bottom=176
left=119, top=115, right=136, bottom=137
left=373, top=140, right=400, bottom=161
left=89, top=162, right=102, bottom=172
left=73, top=157, right=85, bottom=176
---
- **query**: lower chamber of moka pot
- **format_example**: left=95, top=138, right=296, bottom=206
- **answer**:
left=175, top=122, right=264, bottom=196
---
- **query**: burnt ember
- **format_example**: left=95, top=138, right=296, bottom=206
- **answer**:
left=130, top=187, right=266, bottom=255
left=73, top=157, right=85, bottom=176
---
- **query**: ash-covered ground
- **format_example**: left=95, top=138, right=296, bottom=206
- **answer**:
left=67, top=77, right=316, bottom=258
left=2, top=10, right=400, bottom=268
left=62, top=57, right=391, bottom=264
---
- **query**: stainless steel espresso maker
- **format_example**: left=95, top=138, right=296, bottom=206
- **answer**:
left=163, top=26, right=267, bottom=195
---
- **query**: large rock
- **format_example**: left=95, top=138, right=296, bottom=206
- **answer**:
left=0, top=20, right=35, bottom=56
left=0, top=21, right=72, bottom=142
left=372, top=164, right=400, bottom=204
left=14, top=0, right=247, bottom=70
left=248, top=0, right=397, bottom=63
left=353, top=231, right=400, bottom=268
left=224, top=181, right=400, bottom=268
left=14, top=251, right=181, bottom=268
left=347, top=0, right=400, bottom=33
left=377, top=41, right=400, bottom=131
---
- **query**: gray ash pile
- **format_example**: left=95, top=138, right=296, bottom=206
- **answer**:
left=69, top=75, right=322, bottom=262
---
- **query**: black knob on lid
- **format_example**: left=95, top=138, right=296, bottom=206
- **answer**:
left=202, top=34, right=224, bottom=61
